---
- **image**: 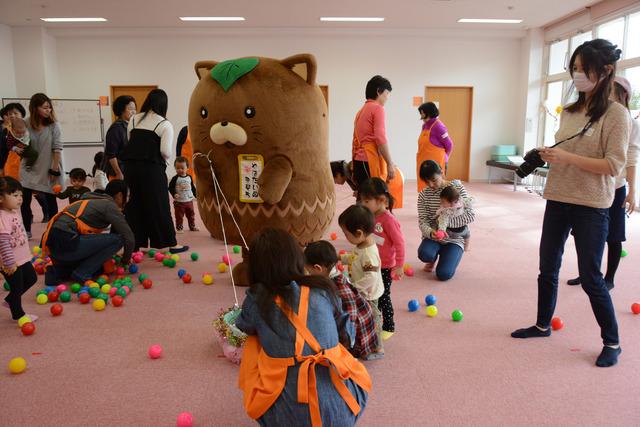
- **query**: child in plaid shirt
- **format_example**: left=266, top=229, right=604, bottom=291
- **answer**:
left=305, top=241, right=378, bottom=359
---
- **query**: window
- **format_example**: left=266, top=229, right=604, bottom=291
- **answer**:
left=543, top=81, right=564, bottom=146
left=548, top=39, right=568, bottom=74
left=626, top=12, right=640, bottom=59
left=625, top=66, right=640, bottom=116
left=570, top=31, right=592, bottom=56
left=596, top=17, right=625, bottom=51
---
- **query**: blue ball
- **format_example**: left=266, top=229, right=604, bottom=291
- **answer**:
left=78, top=290, right=88, bottom=295
left=45, top=286, right=55, bottom=293
left=178, top=269, right=186, bottom=278
left=81, top=286, right=90, bottom=293
left=408, top=299, right=420, bottom=312
left=129, top=264, right=139, bottom=274
left=425, top=294, right=437, bottom=306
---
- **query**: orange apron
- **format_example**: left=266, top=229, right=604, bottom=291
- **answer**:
left=41, top=200, right=105, bottom=256
left=351, top=109, right=404, bottom=208
left=238, top=286, right=372, bottom=426
left=4, top=151, right=21, bottom=179
left=416, top=119, right=447, bottom=193
left=180, top=130, right=196, bottom=184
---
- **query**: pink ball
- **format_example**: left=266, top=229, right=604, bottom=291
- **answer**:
left=222, top=254, right=231, bottom=265
left=405, top=268, right=414, bottom=277
left=133, top=255, right=143, bottom=264
left=109, top=287, right=118, bottom=297
left=122, top=286, right=131, bottom=295
left=56, top=284, right=68, bottom=293
left=154, top=253, right=164, bottom=262
left=434, top=230, right=446, bottom=240
left=148, top=344, right=163, bottom=359
left=176, top=412, right=193, bottom=427
left=116, top=267, right=126, bottom=276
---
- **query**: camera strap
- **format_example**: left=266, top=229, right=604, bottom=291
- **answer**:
left=550, top=120, right=593, bottom=148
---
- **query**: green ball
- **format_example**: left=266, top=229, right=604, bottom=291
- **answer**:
left=59, top=291, right=72, bottom=303
left=124, top=277, right=132, bottom=284
left=70, top=283, right=81, bottom=293
left=168, top=259, right=176, bottom=268
left=98, top=293, right=109, bottom=302
left=452, top=309, right=464, bottom=322
left=116, top=288, right=127, bottom=298
left=114, top=256, right=121, bottom=264
left=148, top=250, right=157, bottom=258
left=621, top=249, right=628, bottom=258
left=233, top=245, right=241, bottom=254
left=36, top=289, right=48, bottom=296
left=139, top=273, right=149, bottom=283
left=88, top=287, right=100, bottom=298
left=96, top=277, right=107, bottom=286
left=113, top=283, right=122, bottom=289
left=191, top=252, right=199, bottom=261
left=162, top=258, right=169, bottom=266
left=3, top=281, right=10, bottom=291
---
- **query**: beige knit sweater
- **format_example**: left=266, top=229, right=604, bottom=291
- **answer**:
left=543, top=102, right=630, bottom=209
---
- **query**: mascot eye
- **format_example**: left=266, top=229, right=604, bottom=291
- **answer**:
left=200, top=107, right=208, bottom=119
left=244, top=106, right=256, bottom=119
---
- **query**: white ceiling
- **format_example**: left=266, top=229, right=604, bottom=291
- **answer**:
left=0, top=0, right=599, bottom=30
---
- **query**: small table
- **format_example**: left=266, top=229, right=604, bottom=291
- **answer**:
left=486, top=160, right=520, bottom=191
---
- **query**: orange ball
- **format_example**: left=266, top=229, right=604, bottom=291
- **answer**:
left=631, top=303, right=640, bottom=315
left=551, top=317, right=564, bottom=330
left=52, top=184, right=62, bottom=193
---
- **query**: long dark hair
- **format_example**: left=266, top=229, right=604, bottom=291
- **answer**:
left=140, top=89, right=168, bottom=120
left=248, top=228, right=338, bottom=328
left=566, top=39, right=621, bottom=124
left=29, top=93, right=56, bottom=129
left=359, top=177, right=394, bottom=212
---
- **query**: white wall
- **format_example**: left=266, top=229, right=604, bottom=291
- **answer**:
left=16, top=28, right=527, bottom=181
left=0, top=24, right=17, bottom=98
left=11, top=27, right=48, bottom=97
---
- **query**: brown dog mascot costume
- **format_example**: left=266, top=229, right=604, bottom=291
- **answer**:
left=188, top=54, right=335, bottom=285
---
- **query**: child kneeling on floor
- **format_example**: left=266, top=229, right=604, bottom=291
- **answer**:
left=305, top=240, right=379, bottom=360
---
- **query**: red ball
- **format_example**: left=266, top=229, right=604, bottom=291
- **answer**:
left=182, top=274, right=192, bottom=284
left=336, top=263, right=345, bottom=272
left=21, top=322, right=36, bottom=335
left=330, top=232, right=338, bottom=241
left=116, top=267, right=126, bottom=276
left=79, top=293, right=91, bottom=304
left=551, top=317, right=564, bottom=330
left=35, top=264, right=45, bottom=275
left=339, top=250, right=347, bottom=255
left=142, top=279, right=153, bottom=289
left=47, top=291, right=59, bottom=302
left=50, top=303, right=63, bottom=316
left=154, top=253, right=165, bottom=262
left=631, top=303, right=640, bottom=315
left=112, top=295, right=124, bottom=307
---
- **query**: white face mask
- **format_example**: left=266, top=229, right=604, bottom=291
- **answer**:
left=573, top=72, right=597, bottom=93
left=329, top=266, right=340, bottom=278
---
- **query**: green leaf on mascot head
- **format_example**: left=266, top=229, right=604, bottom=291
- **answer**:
left=211, top=58, right=260, bottom=92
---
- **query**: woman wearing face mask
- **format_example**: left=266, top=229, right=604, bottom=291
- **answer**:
left=511, top=39, right=629, bottom=368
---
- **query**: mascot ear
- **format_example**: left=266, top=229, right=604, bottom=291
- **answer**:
left=194, top=61, right=218, bottom=80
left=280, top=54, right=317, bottom=85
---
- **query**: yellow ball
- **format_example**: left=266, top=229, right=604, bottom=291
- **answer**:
left=17, top=315, right=32, bottom=327
left=202, top=274, right=214, bottom=285
left=100, top=284, right=111, bottom=294
left=32, top=246, right=41, bottom=255
left=89, top=282, right=100, bottom=289
left=555, top=105, right=563, bottom=115
left=93, top=299, right=106, bottom=311
left=36, top=294, right=48, bottom=305
left=217, top=263, right=228, bottom=273
left=171, top=254, right=180, bottom=262
left=403, top=263, right=411, bottom=272
left=8, top=357, right=27, bottom=374
left=426, top=305, right=438, bottom=317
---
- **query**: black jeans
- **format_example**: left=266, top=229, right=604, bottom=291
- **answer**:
left=537, top=200, right=619, bottom=345
left=3, top=262, right=37, bottom=319
left=21, top=188, right=58, bottom=233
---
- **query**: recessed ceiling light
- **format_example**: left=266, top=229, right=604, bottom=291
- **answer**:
left=320, top=17, right=385, bottom=22
left=458, top=18, right=522, bottom=24
left=40, top=17, right=107, bottom=22
left=179, top=17, right=245, bottom=21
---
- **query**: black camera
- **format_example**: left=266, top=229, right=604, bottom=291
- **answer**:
left=515, top=149, right=546, bottom=178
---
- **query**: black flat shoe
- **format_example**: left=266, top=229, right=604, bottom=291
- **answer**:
left=169, top=245, right=189, bottom=254
left=567, top=277, right=581, bottom=286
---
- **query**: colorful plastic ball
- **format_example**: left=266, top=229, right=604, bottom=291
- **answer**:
left=167, top=259, right=176, bottom=268
left=336, top=263, right=345, bottom=272
left=109, top=287, right=118, bottom=297
left=21, top=322, right=35, bottom=336
left=4, top=281, right=11, bottom=291
left=122, top=286, right=131, bottom=295
left=142, top=279, right=153, bottom=290
left=132, top=254, right=143, bottom=264
left=426, top=305, right=438, bottom=317
left=222, top=254, right=231, bottom=265
left=171, top=254, right=180, bottom=262
left=17, top=315, right=32, bottom=328
left=178, top=269, right=186, bottom=278
left=425, top=294, right=437, bottom=306
left=45, top=286, right=55, bottom=293
left=148, top=344, right=162, bottom=359
left=93, top=299, right=106, bottom=311
left=148, top=249, right=157, bottom=258
left=36, top=294, right=48, bottom=305
left=89, top=282, right=100, bottom=289
left=162, top=258, right=170, bottom=267
left=330, top=232, right=338, bottom=241
left=190, top=252, right=199, bottom=261
left=112, top=295, right=124, bottom=307
left=139, top=273, right=149, bottom=283
left=115, top=267, right=125, bottom=276
left=408, top=299, right=420, bottom=312
left=32, top=246, right=42, bottom=255
left=50, top=303, right=63, bottom=316
left=217, top=263, right=228, bottom=273
left=103, top=261, right=115, bottom=274
left=59, top=291, right=71, bottom=303
left=34, top=264, right=45, bottom=275
left=36, top=289, right=48, bottom=296
left=47, top=291, right=59, bottom=302
left=434, top=230, right=446, bottom=240
left=117, top=288, right=127, bottom=297
left=405, top=268, right=414, bottom=277
left=98, top=293, right=109, bottom=303
left=233, top=245, right=241, bottom=254
left=79, top=293, right=91, bottom=304
left=129, top=264, right=139, bottom=274
left=621, top=249, right=628, bottom=258
left=99, top=284, right=111, bottom=294
left=451, top=309, right=464, bottom=322
left=56, top=284, right=68, bottom=293
left=96, top=277, right=107, bottom=286
left=182, top=274, right=192, bottom=284
left=88, top=287, right=100, bottom=298
left=52, top=184, right=62, bottom=193
left=631, top=303, right=640, bottom=314
left=551, top=317, right=564, bottom=330
left=70, top=283, right=81, bottom=293
left=8, top=357, right=27, bottom=374
left=176, top=412, right=193, bottom=427
left=202, top=274, right=214, bottom=285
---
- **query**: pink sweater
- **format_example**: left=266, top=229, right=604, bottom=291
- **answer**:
left=353, top=100, right=388, bottom=161
left=373, top=210, right=405, bottom=269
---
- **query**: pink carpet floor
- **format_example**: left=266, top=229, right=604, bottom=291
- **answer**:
left=2, top=182, right=639, bottom=427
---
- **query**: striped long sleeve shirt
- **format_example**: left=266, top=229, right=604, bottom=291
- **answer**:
left=418, top=180, right=475, bottom=249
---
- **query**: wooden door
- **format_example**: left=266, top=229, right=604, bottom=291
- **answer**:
left=424, top=86, right=473, bottom=182
left=109, top=85, right=158, bottom=121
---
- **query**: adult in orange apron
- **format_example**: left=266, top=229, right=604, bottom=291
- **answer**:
left=177, top=126, right=196, bottom=183
left=416, top=119, right=447, bottom=193
left=238, top=285, right=371, bottom=426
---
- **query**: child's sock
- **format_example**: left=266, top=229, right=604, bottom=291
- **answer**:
left=381, top=331, right=394, bottom=341
left=511, top=325, right=551, bottom=338
left=596, top=346, right=621, bottom=367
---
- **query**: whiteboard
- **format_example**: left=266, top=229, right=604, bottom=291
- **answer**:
left=2, top=98, right=103, bottom=145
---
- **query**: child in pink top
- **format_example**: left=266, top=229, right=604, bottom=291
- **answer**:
left=359, top=177, right=405, bottom=339
left=0, top=177, right=38, bottom=323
